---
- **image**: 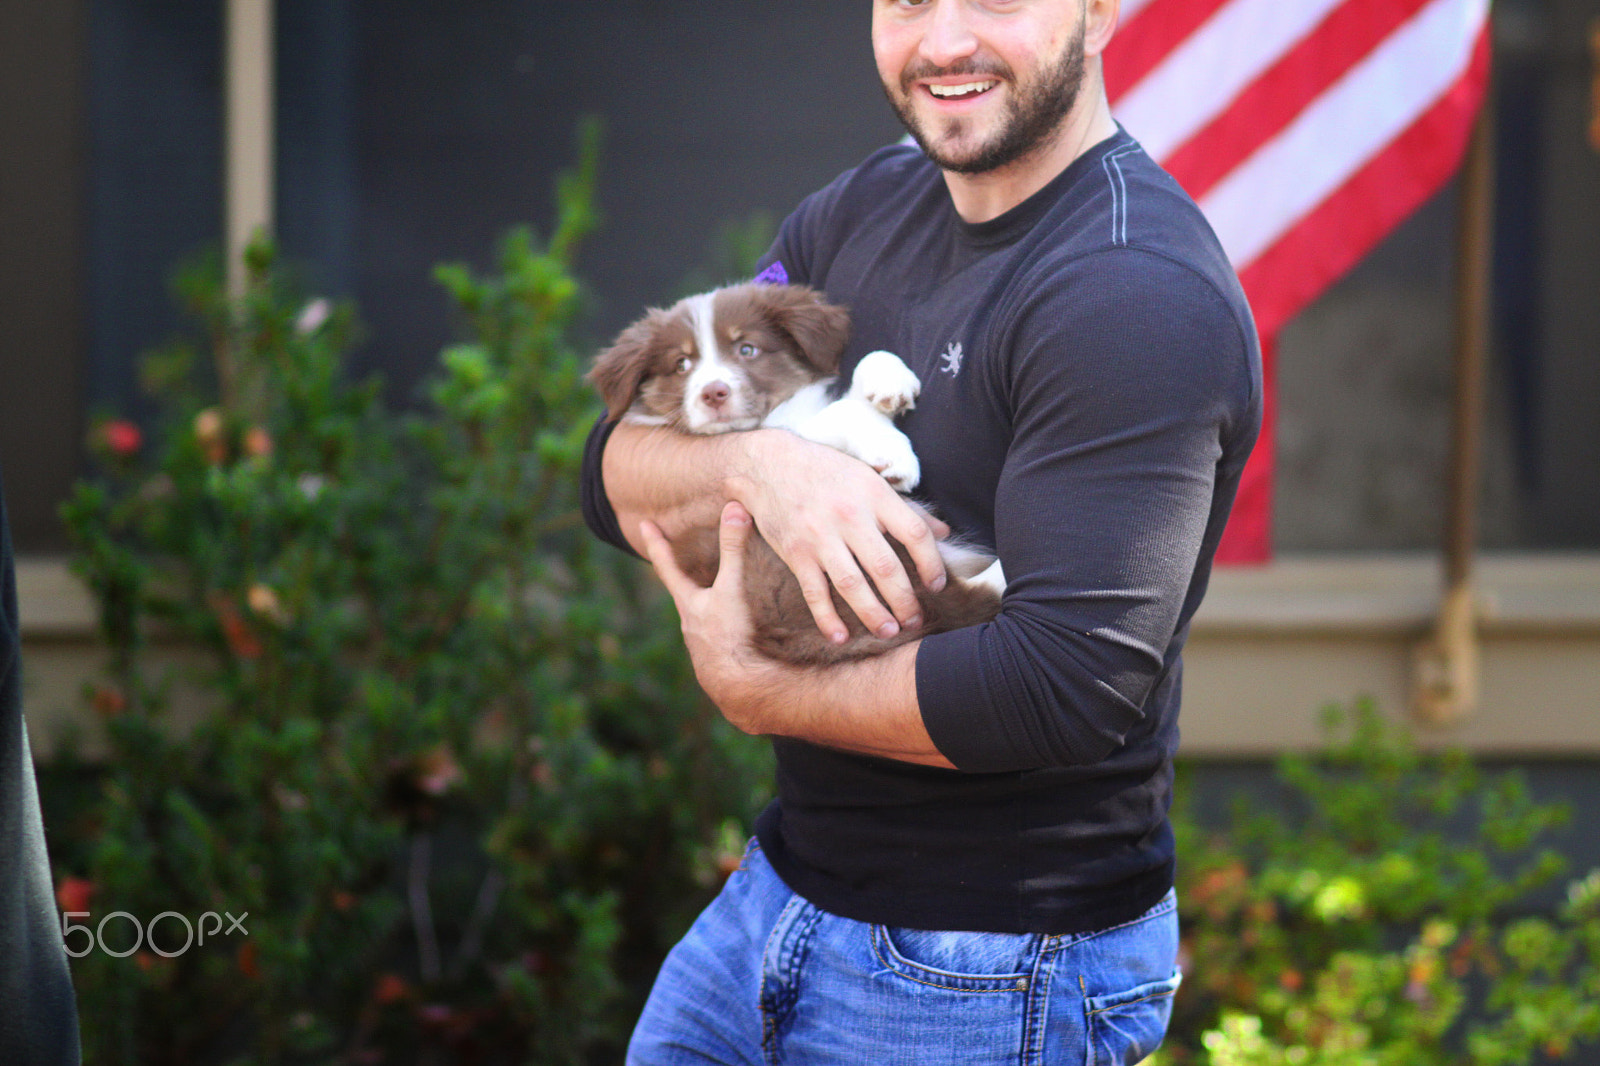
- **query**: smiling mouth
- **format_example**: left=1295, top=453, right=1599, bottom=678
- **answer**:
left=926, top=80, right=999, bottom=100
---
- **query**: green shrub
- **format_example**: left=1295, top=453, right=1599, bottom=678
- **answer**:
left=59, top=126, right=770, bottom=1065
left=1161, top=701, right=1600, bottom=1065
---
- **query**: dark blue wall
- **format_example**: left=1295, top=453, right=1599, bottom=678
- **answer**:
left=86, top=0, right=223, bottom=419
left=86, top=0, right=902, bottom=411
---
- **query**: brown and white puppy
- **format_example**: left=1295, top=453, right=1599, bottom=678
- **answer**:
left=589, top=283, right=1003, bottom=667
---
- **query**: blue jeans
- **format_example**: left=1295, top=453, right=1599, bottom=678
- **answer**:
left=628, top=840, right=1180, bottom=1065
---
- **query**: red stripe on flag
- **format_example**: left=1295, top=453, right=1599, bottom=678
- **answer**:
left=1104, top=0, right=1234, bottom=105
left=1161, top=0, right=1435, bottom=199
left=1215, top=336, right=1275, bottom=563
left=1237, top=27, right=1490, bottom=339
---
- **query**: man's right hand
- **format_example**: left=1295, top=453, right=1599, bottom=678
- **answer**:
left=602, top=422, right=947, bottom=646
left=723, top=428, right=948, bottom=645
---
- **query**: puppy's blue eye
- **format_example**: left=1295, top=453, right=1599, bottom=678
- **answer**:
left=738, top=343, right=758, bottom=359
left=675, top=357, right=692, bottom=374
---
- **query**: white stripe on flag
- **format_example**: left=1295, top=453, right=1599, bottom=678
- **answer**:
left=1198, top=0, right=1488, bottom=270
left=1118, top=0, right=1157, bottom=24
left=1113, top=0, right=1348, bottom=162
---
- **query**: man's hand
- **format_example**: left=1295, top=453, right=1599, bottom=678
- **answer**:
left=721, top=429, right=948, bottom=646
left=604, top=421, right=947, bottom=645
left=639, top=500, right=954, bottom=769
left=638, top=501, right=786, bottom=734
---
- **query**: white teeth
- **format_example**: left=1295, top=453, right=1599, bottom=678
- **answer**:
left=928, top=80, right=997, bottom=98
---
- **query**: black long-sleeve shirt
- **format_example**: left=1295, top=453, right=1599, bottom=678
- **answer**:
left=582, top=130, right=1261, bottom=934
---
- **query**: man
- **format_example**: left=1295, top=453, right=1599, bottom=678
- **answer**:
left=581, top=0, right=1261, bottom=1060
left=0, top=469, right=83, bottom=1065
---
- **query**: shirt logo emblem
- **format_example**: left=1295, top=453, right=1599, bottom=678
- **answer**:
left=939, top=341, right=964, bottom=377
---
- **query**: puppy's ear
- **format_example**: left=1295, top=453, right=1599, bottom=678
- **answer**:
left=587, top=313, right=663, bottom=421
left=762, top=286, right=850, bottom=376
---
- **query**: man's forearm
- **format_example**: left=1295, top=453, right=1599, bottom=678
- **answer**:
left=736, top=640, right=955, bottom=770
left=636, top=500, right=956, bottom=771
left=600, top=421, right=753, bottom=555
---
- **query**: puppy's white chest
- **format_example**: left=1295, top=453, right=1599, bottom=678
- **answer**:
left=780, top=351, right=923, bottom=492
left=761, top=380, right=837, bottom=433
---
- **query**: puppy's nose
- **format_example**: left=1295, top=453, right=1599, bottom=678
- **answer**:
left=700, top=381, right=731, bottom=409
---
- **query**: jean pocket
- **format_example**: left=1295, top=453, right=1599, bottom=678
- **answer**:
left=1084, top=970, right=1181, bottom=1066
left=870, top=925, right=1038, bottom=994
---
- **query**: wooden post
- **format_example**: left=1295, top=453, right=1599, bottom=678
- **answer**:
left=226, top=0, right=274, bottom=301
left=1412, top=95, right=1493, bottom=726
left=1589, top=18, right=1600, bottom=153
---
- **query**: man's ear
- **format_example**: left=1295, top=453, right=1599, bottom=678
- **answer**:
left=587, top=314, right=664, bottom=420
left=1084, top=0, right=1120, bottom=59
left=762, top=286, right=851, bottom=376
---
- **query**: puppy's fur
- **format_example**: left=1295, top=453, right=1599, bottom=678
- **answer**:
left=589, top=283, right=1002, bottom=666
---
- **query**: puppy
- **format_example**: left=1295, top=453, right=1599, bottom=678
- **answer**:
left=589, top=283, right=1002, bottom=666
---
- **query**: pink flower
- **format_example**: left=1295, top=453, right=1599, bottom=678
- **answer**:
left=91, top=687, right=127, bottom=718
left=247, top=584, right=289, bottom=625
left=296, top=298, right=332, bottom=335
left=98, top=420, right=143, bottom=457
left=414, top=746, right=462, bottom=797
left=373, top=973, right=410, bottom=1005
left=243, top=426, right=273, bottom=458
left=210, top=594, right=264, bottom=660
left=194, top=408, right=228, bottom=465
left=56, top=877, right=95, bottom=913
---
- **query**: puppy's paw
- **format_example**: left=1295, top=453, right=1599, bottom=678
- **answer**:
left=852, top=351, right=921, bottom=417
left=862, top=436, right=921, bottom=493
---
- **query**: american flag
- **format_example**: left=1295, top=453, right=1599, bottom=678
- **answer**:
left=1105, top=0, right=1493, bottom=562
